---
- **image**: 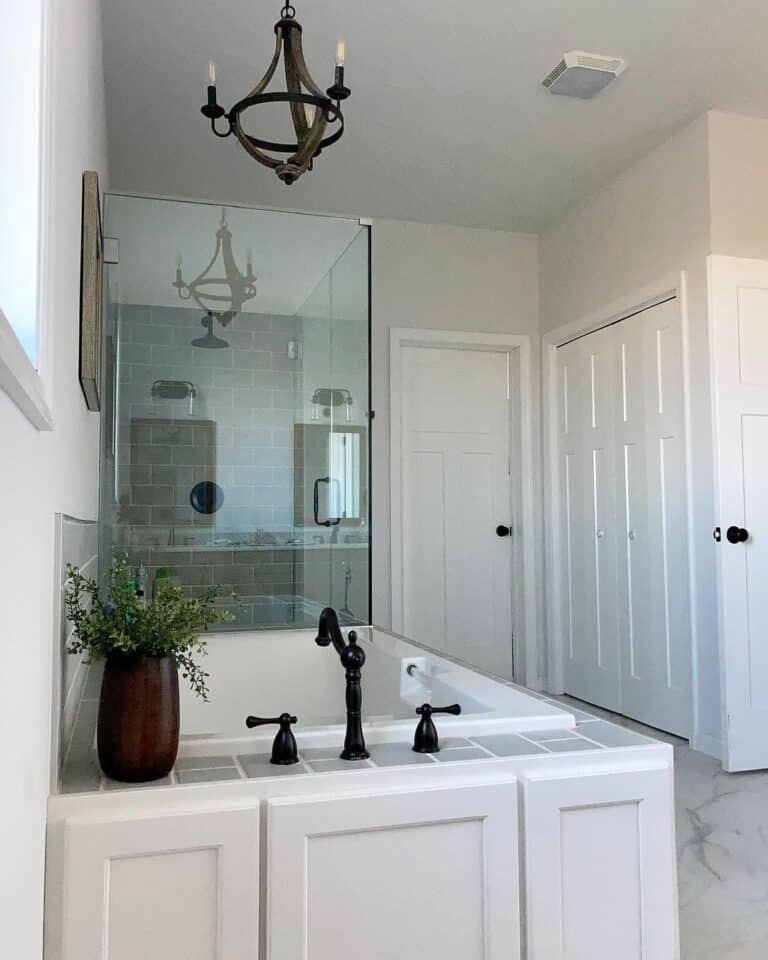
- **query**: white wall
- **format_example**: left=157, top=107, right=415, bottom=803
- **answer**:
left=539, top=115, right=723, bottom=755
left=708, top=111, right=768, bottom=260
left=1, top=0, right=108, bottom=956
left=371, top=220, right=540, bottom=630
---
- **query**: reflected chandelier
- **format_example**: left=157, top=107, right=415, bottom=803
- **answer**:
left=201, top=3, right=350, bottom=185
left=172, top=209, right=257, bottom=326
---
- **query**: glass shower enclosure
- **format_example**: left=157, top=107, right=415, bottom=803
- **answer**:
left=100, top=196, right=370, bottom=629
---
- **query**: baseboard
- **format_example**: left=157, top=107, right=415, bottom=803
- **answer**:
left=691, top=731, right=722, bottom=762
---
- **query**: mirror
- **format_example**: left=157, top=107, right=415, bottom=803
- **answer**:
left=293, top=424, right=368, bottom=528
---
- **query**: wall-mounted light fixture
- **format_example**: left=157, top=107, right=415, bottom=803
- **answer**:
left=312, top=387, right=353, bottom=422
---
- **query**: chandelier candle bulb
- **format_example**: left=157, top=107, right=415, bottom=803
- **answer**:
left=208, top=59, right=216, bottom=85
left=335, top=41, right=345, bottom=67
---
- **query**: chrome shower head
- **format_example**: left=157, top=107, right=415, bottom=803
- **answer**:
left=191, top=312, right=229, bottom=349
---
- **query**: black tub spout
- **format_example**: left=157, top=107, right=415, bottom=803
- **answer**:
left=315, top=607, right=369, bottom=760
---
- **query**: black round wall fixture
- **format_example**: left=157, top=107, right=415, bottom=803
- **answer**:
left=190, top=481, right=224, bottom=515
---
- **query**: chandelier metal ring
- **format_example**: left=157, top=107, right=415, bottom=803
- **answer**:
left=228, top=92, right=344, bottom=154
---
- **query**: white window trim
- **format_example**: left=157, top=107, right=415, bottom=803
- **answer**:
left=0, top=0, right=54, bottom=431
left=0, top=307, right=52, bottom=429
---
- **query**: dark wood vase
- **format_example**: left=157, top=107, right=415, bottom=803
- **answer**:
left=97, top=653, right=180, bottom=782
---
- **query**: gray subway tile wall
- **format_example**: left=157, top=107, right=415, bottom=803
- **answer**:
left=108, top=306, right=309, bottom=626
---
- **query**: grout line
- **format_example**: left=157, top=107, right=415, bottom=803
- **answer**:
left=465, top=739, right=497, bottom=757
left=536, top=736, right=586, bottom=744
left=232, top=755, right=248, bottom=781
left=560, top=731, right=608, bottom=749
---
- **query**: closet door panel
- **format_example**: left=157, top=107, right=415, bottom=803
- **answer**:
left=614, top=316, right=654, bottom=710
left=616, top=300, right=691, bottom=737
left=640, top=302, right=691, bottom=735
left=559, top=329, right=620, bottom=712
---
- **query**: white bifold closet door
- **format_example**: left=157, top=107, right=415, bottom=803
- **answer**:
left=557, top=298, right=691, bottom=737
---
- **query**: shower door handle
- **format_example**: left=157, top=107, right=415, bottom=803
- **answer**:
left=313, top=477, right=341, bottom=527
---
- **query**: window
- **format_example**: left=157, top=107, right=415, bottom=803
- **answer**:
left=0, top=0, right=52, bottom=428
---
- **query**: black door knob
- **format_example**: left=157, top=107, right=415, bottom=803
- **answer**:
left=726, top=526, right=749, bottom=544
left=496, top=525, right=511, bottom=537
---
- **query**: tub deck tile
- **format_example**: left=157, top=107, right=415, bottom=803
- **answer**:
left=239, top=754, right=308, bottom=778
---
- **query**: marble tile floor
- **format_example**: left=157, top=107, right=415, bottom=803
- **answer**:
left=556, top=695, right=768, bottom=960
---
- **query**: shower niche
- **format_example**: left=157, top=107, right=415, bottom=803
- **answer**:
left=100, top=196, right=370, bottom=629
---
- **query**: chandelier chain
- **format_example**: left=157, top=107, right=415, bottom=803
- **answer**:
left=280, top=4, right=296, bottom=18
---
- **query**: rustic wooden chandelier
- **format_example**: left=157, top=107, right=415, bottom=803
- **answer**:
left=201, top=3, right=350, bottom=185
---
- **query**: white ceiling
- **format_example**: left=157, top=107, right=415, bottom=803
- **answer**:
left=102, top=0, right=768, bottom=232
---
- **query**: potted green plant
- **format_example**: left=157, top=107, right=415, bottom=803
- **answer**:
left=65, top=555, right=233, bottom=782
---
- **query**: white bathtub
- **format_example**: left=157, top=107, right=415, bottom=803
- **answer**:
left=178, top=626, right=575, bottom=757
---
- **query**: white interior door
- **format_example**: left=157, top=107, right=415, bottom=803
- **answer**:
left=557, top=298, right=691, bottom=736
left=398, top=344, right=514, bottom=678
left=709, top=256, right=768, bottom=771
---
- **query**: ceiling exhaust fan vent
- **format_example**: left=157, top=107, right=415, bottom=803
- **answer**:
left=543, top=51, right=626, bottom=99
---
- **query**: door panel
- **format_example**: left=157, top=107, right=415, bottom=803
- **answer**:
left=558, top=328, right=621, bottom=712
left=616, top=301, right=691, bottom=737
left=709, top=256, right=768, bottom=769
left=400, top=346, right=514, bottom=678
left=402, top=448, right=447, bottom=647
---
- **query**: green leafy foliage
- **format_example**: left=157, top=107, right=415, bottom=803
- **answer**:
left=64, top=555, right=234, bottom=700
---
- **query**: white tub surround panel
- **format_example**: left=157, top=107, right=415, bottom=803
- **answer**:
left=47, top=743, right=676, bottom=960
left=267, top=782, right=519, bottom=960
left=524, top=761, right=678, bottom=958
left=46, top=807, right=259, bottom=960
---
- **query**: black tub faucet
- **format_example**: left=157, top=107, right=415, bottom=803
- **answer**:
left=316, top=607, right=369, bottom=760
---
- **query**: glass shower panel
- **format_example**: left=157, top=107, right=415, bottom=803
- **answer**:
left=294, top=229, right=370, bottom=625
left=100, top=195, right=369, bottom=630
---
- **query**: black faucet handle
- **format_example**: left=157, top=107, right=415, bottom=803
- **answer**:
left=413, top=703, right=462, bottom=754
left=245, top=712, right=299, bottom=765
left=416, top=703, right=462, bottom=717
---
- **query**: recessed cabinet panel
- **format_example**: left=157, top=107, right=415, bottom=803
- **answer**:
left=522, top=764, right=677, bottom=959
left=266, top=782, right=519, bottom=960
left=59, top=808, right=259, bottom=960
left=107, top=850, right=219, bottom=960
